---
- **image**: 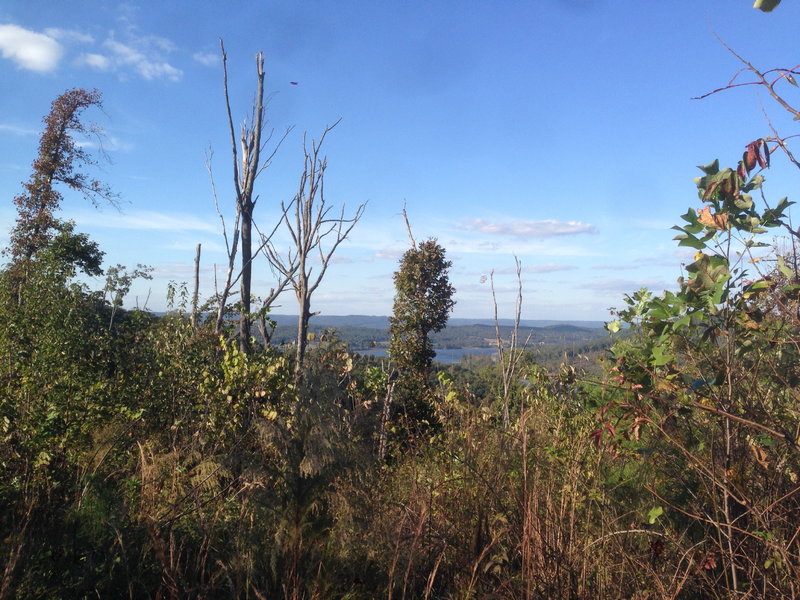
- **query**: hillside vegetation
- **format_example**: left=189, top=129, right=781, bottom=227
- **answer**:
left=265, top=318, right=609, bottom=351
left=2, top=12, right=800, bottom=599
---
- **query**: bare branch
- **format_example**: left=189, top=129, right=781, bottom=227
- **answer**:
left=265, top=121, right=365, bottom=376
left=212, top=41, right=286, bottom=349
left=695, top=34, right=800, bottom=121
left=492, top=256, right=530, bottom=429
left=401, top=202, right=416, bottom=247
left=220, top=39, right=243, bottom=203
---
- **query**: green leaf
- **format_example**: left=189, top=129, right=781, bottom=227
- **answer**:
left=743, top=174, right=765, bottom=192
left=778, top=255, right=793, bottom=279
left=743, top=280, right=772, bottom=298
left=753, top=0, right=781, bottom=12
left=647, top=506, right=664, bottom=524
left=675, top=234, right=707, bottom=250
left=672, top=313, right=692, bottom=330
left=650, top=343, right=672, bottom=366
left=697, top=159, right=719, bottom=175
left=679, top=208, right=700, bottom=226
left=734, top=194, right=753, bottom=210
left=605, top=320, right=621, bottom=333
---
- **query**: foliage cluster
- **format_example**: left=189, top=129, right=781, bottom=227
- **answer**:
left=3, top=13, right=800, bottom=596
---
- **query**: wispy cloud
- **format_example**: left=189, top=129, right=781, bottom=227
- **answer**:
left=105, top=36, right=181, bottom=80
left=0, top=123, right=38, bottom=136
left=0, top=24, right=62, bottom=72
left=150, top=263, right=215, bottom=279
left=373, top=247, right=406, bottom=260
left=77, top=32, right=182, bottom=81
left=76, top=52, right=111, bottom=70
left=165, top=240, right=226, bottom=253
left=458, top=218, right=597, bottom=238
left=329, top=255, right=354, bottom=264
left=75, top=210, right=216, bottom=232
left=0, top=22, right=182, bottom=81
left=446, top=236, right=595, bottom=257
left=592, top=264, right=641, bottom=271
left=499, top=263, right=578, bottom=274
left=578, top=278, right=672, bottom=293
left=193, top=50, right=217, bottom=67
left=74, top=134, right=132, bottom=153
left=593, top=253, right=690, bottom=271
left=44, top=28, right=94, bottom=44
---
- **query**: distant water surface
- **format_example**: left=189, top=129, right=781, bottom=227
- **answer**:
left=358, top=347, right=498, bottom=364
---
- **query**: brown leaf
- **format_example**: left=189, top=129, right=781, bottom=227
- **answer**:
left=737, top=162, right=748, bottom=180
left=703, top=181, right=719, bottom=202
left=697, top=207, right=728, bottom=230
left=748, top=440, right=770, bottom=468
left=744, top=144, right=757, bottom=172
left=700, top=551, right=717, bottom=571
left=758, top=138, right=770, bottom=168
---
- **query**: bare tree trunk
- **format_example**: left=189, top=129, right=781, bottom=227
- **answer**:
left=295, top=289, right=310, bottom=378
left=240, top=204, right=253, bottom=352
left=378, top=380, right=396, bottom=460
left=491, top=256, right=529, bottom=429
left=191, top=243, right=201, bottom=328
left=214, top=40, right=278, bottom=351
left=267, top=123, right=365, bottom=378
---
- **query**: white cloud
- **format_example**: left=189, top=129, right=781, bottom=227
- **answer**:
left=578, top=278, right=672, bottom=293
left=73, top=32, right=182, bottom=81
left=0, top=123, right=38, bottom=136
left=458, top=218, right=598, bottom=238
left=373, top=247, right=405, bottom=260
left=523, top=263, right=578, bottom=274
left=76, top=52, right=111, bottom=70
left=592, top=264, right=641, bottom=271
left=44, top=28, right=94, bottom=43
left=446, top=236, right=594, bottom=257
left=0, top=24, right=62, bottom=72
left=150, top=263, right=214, bottom=279
left=482, top=263, right=578, bottom=276
left=74, top=134, right=131, bottom=152
left=102, top=36, right=182, bottom=81
left=329, top=255, right=354, bottom=264
left=193, top=51, right=217, bottom=67
left=165, top=239, right=226, bottom=253
left=75, top=210, right=216, bottom=232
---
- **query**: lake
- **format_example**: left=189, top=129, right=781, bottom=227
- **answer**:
left=357, top=347, right=499, bottom=364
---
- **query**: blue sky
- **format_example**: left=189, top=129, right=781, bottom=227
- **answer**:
left=1, top=1, right=799, bottom=321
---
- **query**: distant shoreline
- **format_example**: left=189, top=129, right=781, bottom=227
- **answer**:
left=358, top=346, right=500, bottom=364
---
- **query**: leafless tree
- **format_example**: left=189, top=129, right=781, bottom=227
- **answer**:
left=210, top=40, right=291, bottom=351
left=266, top=122, right=366, bottom=378
left=191, top=243, right=201, bottom=328
left=491, top=256, right=531, bottom=429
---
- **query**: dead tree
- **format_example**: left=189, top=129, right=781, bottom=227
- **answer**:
left=266, top=122, right=365, bottom=378
left=491, top=256, right=531, bottom=429
left=211, top=40, right=290, bottom=351
left=191, top=243, right=201, bottom=328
